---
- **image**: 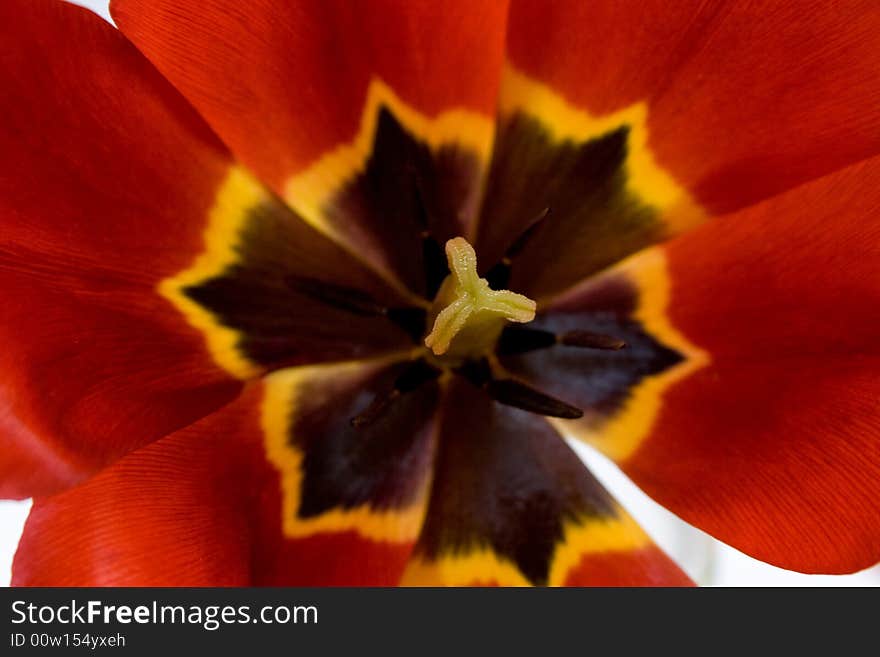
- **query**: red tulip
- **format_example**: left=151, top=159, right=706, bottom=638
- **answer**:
left=2, top=0, right=878, bottom=586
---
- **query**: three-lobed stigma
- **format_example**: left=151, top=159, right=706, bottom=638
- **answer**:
left=424, top=237, right=536, bottom=359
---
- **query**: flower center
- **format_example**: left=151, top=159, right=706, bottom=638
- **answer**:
left=424, top=237, right=536, bottom=363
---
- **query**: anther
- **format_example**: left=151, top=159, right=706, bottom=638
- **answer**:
left=350, top=359, right=442, bottom=429
left=496, top=326, right=557, bottom=355
left=385, top=307, right=427, bottom=343
left=287, top=275, right=429, bottom=344
left=559, top=330, right=627, bottom=350
left=486, top=378, right=583, bottom=419
left=506, top=207, right=549, bottom=258
left=497, top=326, right=627, bottom=355
left=350, top=389, right=400, bottom=428
left=422, top=234, right=448, bottom=299
left=484, top=258, right=512, bottom=290
left=286, top=275, right=386, bottom=316
left=453, top=357, right=583, bottom=419
left=484, top=208, right=549, bottom=290
left=408, top=164, right=450, bottom=299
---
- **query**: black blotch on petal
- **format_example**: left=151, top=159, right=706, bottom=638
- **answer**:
left=325, top=106, right=482, bottom=297
left=475, top=114, right=663, bottom=298
left=415, top=381, right=617, bottom=585
left=499, top=278, right=683, bottom=422
left=295, top=362, right=439, bottom=516
left=182, top=198, right=415, bottom=369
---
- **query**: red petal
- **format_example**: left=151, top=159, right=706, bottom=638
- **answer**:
left=563, top=547, right=694, bottom=587
left=111, top=0, right=507, bottom=187
left=0, top=0, right=244, bottom=497
left=14, top=357, right=437, bottom=586
left=13, top=392, right=258, bottom=586
left=506, top=0, right=880, bottom=215
left=554, top=156, right=880, bottom=573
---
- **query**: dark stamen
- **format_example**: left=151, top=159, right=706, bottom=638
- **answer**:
left=454, top=358, right=583, bottom=419
left=409, top=166, right=450, bottom=299
left=287, top=275, right=427, bottom=344
left=496, top=326, right=557, bottom=355
left=422, top=232, right=449, bottom=299
left=483, top=208, right=549, bottom=290
left=559, top=330, right=627, bottom=351
left=484, top=258, right=511, bottom=290
left=350, top=359, right=442, bottom=428
left=350, top=390, right=400, bottom=429
left=286, top=275, right=386, bottom=316
left=495, top=326, right=627, bottom=355
left=486, top=379, right=583, bottom=419
left=385, top=307, right=427, bottom=343
left=506, top=207, right=549, bottom=258
left=453, top=358, right=493, bottom=387
left=394, top=358, right=443, bottom=392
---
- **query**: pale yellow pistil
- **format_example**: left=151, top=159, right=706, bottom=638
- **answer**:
left=424, top=237, right=536, bottom=360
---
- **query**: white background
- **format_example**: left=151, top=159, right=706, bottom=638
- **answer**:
left=1, top=0, right=877, bottom=587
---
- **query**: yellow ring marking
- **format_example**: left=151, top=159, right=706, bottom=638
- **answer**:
left=400, top=549, right=531, bottom=587
left=548, top=248, right=710, bottom=462
left=159, top=166, right=270, bottom=380
left=400, top=509, right=652, bottom=586
left=548, top=511, right=652, bottom=586
left=498, top=63, right=705, bottom=239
